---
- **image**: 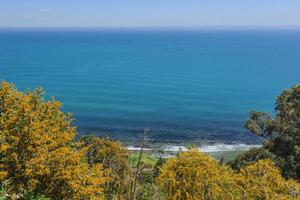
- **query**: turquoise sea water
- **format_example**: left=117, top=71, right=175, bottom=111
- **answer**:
left=0, top=29, right=299, bottom=143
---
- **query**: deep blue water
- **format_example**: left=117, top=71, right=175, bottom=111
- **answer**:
left=0, top=29, right=299, bottom=142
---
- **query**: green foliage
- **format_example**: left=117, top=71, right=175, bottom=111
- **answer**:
left=0, top=185, right=6, bottom=200
left=152, top=157, right=166, bottom=180
left=244, top=84, right=300, bottom=180
left=139, top=170, right=154, bottom=184
left=23, top=192, right=51, bottom=200
left=228, top=147, right=275, bottom=170
left=129, top=153, right=159, bottom=169
left=136, top=183, right=165, bottom=200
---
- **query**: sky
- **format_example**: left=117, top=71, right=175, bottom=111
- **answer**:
left=0, top=0, right=300, bottom=28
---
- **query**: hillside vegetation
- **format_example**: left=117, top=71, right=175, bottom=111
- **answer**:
left=0, top=81, right=299, bottom=200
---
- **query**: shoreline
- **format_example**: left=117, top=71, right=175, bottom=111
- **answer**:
left=127, top=143, right=261, bottom=160
left=127, top=143, right=261, bottom=153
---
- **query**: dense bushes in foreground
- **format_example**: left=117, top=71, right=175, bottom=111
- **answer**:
left=158, top=149, right=300, bottom=200
left=0, top=82, right=110, bottom=199
left=0, top=81, right=300, bottom=200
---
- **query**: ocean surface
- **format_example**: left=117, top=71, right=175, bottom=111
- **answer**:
left=0, top=28, right=300, bottom=143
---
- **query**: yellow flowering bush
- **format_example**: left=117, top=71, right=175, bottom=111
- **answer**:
left=157, top=149, right=242, bottom=200
left=157, top=149, right=300, bottom=200
left=0, top=81, right=110, bottom=199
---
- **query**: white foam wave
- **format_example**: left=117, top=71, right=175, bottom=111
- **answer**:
left=127, top=146, right=153, bottom=151
left=128, top=144, right=261, bottom=153
left=199, top=144, right=261, bottom=153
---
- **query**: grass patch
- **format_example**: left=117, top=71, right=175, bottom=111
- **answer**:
left=128, top=152, right=159, bottom=169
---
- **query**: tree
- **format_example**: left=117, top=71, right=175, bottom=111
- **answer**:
left=244, top=84, right=300, bottom=180
left=0, top=81, right=109, bottom=199
left=78, top=135, right=132, bottom=199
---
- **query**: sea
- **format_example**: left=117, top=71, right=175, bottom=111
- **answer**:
left=1, top=28, right=300, bottom=146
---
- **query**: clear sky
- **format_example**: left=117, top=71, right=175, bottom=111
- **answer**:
left=0, top=0, right=300, bottom=28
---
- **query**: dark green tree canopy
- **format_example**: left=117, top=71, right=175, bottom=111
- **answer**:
left=244, top=84, right=300, bottom=180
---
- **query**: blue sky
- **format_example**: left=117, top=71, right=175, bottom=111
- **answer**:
left=0, top=0, right=300, bottom=27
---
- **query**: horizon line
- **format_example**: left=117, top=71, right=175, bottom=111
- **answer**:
left=1, top=25, right=300, bottom=31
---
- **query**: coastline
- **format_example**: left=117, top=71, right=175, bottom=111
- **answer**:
left=127, top=143, right=261, bottom=153
left=126, top=143, right=261, bottom=161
